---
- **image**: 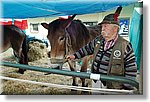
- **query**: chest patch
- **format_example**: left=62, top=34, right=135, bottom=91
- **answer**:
left=113, top=50, right=121, bottom=59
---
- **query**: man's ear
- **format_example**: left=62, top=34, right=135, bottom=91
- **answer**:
left=41, top=23, right=49, bottom=29
left=114, top=25, right=119, bottom=32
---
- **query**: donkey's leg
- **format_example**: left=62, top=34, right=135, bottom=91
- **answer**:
left=80, top=57, right=88, bottom=87
left=10, top=30, right=27, bottom=74
left=17, top=36, right=28, bottom=74
left=22, top=35, right=28, bottom=65
left=18, top=36, right=28, bottom=74
left=13, top=47, right=26, bottom=74
left=17, top=48, right=26, bottom=74
left=80, top=56, right=93, bottom=94
left=68, top=60, right=78, bottom=86
left=18, top=52, right=27, bottom=74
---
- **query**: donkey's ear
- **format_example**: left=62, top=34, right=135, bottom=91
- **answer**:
left=41, top=23, right=49, bottom=29
left=68, top=14, right=77, bottom=21
left=63, top=14, right=77, bottom=28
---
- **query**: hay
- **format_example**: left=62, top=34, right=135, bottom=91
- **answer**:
left=2, top=81, right=28, bottom=95
left=1, top=49, right=92, bottom=95
left=28, top=41, right=48, bottom=62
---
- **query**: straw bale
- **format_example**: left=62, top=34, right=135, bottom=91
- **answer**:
left=28, top=41, right=48, bottom=62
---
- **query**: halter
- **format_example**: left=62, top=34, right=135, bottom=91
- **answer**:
left=64, top=21, right=72, bottom=57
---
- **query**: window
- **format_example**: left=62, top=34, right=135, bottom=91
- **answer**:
left=30, top=23, right=39, bottom=33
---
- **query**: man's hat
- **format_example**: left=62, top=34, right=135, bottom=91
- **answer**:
left=99, top=6, right=122, bottom=25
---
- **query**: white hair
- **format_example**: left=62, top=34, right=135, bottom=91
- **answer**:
left=110, top=24, right=120, bottom=32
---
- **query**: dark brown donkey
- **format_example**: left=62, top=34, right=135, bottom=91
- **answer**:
left=41, top=15, right=101, bottom=87
left=1, top=25, right=28, bottom=74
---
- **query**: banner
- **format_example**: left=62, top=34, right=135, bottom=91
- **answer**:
left=129, top=2, right=143, bottom=71
left=14, top=20, right=28, bottom=30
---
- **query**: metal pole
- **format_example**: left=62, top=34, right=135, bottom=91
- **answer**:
left=0, top=61, right=139, bottom=89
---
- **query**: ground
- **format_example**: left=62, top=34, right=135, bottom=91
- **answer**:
left=0, top=48, right=92, bottom=95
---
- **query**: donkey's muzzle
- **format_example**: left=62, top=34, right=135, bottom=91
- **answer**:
left=50, top=58, right=64, bottom=64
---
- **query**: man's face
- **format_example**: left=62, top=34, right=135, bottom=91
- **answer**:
left=101, top=23, right=118, bottom=41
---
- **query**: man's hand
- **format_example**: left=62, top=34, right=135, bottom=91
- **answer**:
left=66, top=55, right=75, bottom=60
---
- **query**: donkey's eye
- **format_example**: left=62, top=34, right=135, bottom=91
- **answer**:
left=59, top=36, right=65, bottom=41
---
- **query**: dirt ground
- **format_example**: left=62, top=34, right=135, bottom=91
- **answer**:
left=0, top=48, right=92, bottom=95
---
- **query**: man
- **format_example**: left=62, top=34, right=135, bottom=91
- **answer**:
left=66, top=6, right=137, bottom=90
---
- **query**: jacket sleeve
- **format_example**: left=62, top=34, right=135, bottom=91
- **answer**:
left=73, top=37, right=98, bottom=59
left=124, top=43, right=138, bottom=89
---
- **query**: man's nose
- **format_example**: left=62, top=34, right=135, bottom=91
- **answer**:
left=102, top=26, right=105, bottom=31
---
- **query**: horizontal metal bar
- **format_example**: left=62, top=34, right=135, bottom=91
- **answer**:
left=0, top=76, right=134, bottom=94
left=0, top=61, right=139, bottom=89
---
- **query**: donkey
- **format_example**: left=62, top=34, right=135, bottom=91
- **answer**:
left=41, top=14, right=101, bottom=87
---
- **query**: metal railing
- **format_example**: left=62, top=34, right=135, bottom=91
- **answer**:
left=0, top=61, right=139, bottom=89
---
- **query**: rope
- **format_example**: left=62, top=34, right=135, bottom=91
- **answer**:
left=65, top=29, right=72, bottom=56
left=0, top=76, right=134, bottom=94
